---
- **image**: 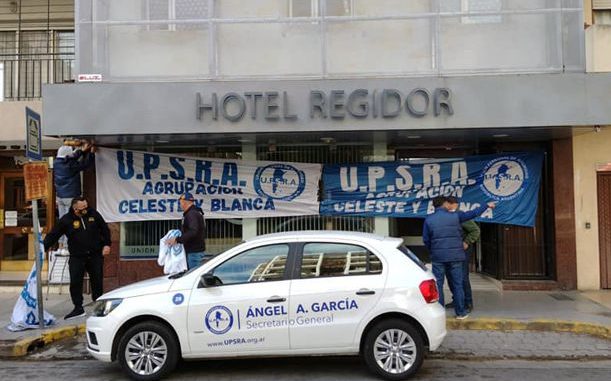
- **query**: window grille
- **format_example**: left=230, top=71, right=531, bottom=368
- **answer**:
left=147, top=0, right=209, bottom=31
left=289, top=0, right=353, bottom=17
left=257, top=143, right=374, bottom=235
left=0, top=30, right=74, bottom=100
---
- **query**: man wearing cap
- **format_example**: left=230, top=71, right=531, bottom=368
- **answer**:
left=166, top=192, right=208, bottom=269
left=43, top=196, right=110, bottom=320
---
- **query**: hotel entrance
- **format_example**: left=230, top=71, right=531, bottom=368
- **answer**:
left=391, top=136, right=557, bottom=285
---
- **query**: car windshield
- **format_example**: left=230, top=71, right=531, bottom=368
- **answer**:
left=398, top=246, right=427, bottom=271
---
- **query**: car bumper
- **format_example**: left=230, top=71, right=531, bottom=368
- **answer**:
left=87, top=346, right=112, bottom=362
left=419, top=303, right=447, bottom=351
left=86, top=315, right=119, bottom=363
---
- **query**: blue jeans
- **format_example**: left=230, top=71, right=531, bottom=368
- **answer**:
left=447, top=248, right=473, bottom=307
left=56, top=197, right=72, bottom=248
left=186, top=251, right=211, bottom=270
left=432, top=261, right=466, bottom=317
left=463, top=248, right=473, bottom=307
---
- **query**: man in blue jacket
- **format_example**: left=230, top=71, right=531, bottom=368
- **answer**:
left=423, top=196, right=496, bottom=319
left=54, top=141, right=95, bottom=249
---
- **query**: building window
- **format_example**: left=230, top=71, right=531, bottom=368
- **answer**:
left=441, top=0, right=502, bottom=24
left=461, top=0, right=502, bottom=24
left=0, top=62, right=4, bottom=102
left=54, top=31, right=74, bottom=83
left=289, top=0, right=353, bottom=17
left=147, top=0, right=209, bottom=31
left=0, top=30, right=74, bottom=100
left=120, top=218, right=242, bottom=259
left=0, top=32, right=17, bottom=57
left=0, top=31, right=16, bottom=100
left=257, top=144, right=373, bottom=236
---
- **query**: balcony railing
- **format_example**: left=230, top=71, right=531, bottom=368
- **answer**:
left=1, top=54, right=74, bottom=101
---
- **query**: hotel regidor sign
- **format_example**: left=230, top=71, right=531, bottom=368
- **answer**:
left=43, top=74, right=611, bottom=136
left=196, top=88, right=453, bottom=122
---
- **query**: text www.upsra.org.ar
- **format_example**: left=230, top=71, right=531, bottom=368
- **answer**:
left=207, top=336, right=266, bottom=348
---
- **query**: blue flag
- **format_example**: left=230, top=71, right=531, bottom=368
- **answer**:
left=320, top=152, right=544, bottom=227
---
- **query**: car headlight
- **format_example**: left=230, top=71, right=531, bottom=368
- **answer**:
left=92, top=299, right=122, bottom=317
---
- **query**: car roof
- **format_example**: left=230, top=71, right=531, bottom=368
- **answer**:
left=246, top=230, right=404, bottom=247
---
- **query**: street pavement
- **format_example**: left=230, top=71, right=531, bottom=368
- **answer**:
left=1, top=279, right=610, bottom=374
left=434, top=329, right=611, bottom=360
left=1, top=358, right=611, bottom=381
left=1, top=284, right=610, bottom=380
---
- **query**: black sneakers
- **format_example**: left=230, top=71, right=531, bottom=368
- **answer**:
left=64, top=307, right=86, bottom=320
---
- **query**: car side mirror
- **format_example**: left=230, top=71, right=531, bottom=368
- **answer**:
left=200, top=272, right=218, bottom=288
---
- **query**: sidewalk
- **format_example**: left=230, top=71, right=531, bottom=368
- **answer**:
left=0, top=282, right=610, bottom=358
left=0, top=289, right=91, bottom=357
left=447, top=289, right=611, bottom=339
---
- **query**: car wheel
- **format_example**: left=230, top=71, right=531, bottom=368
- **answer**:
left=117, top=321, right=179, bottom=381
left=363, top=319, right=425, bottom=380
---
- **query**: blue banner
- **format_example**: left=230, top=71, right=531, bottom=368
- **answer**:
left=320, top=152, right=544, bottom=227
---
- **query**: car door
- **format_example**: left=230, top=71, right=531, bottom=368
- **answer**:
left=187, top=243, right=294, bottom=356
left=288, top=241, right=387, bottom=350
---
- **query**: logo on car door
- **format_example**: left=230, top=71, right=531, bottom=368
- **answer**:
left=205, top=305, right=234, bottom=335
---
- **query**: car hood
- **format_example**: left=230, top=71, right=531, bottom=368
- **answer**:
left=100, top=275, right=174, bottom=299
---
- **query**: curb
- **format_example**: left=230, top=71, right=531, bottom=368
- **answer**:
left=427, top=353, right=611, bottom=361
left=447, top=317, right=611, bottom=340
left=2, top=318, right=609, bottom=358
left=7, top=324, right=85, bottom=357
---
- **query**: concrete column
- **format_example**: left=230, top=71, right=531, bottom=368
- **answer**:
left=373, top=133, right=390, bottom=237
left=242, top=142, right=258, bottom=240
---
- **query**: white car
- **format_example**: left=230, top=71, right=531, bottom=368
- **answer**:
left=86, top=231, right=446, bottom=381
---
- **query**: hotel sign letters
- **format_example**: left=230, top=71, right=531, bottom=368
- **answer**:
left=196, top=88, right=453, bottom=123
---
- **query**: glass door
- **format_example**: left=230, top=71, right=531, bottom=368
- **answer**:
left=0, top=171, right=52, bottom=272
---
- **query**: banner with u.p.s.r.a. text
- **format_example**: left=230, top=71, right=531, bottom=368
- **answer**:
left=320, top=152, right=544, bottom=227
left=96, top=149, right=322, bottom=222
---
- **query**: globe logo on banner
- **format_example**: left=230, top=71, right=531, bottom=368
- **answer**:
left=205, top=305, right=234, bottom=335
left=254, top=163, right=306, bottom=201
left=480, top=157, right=528, bottom=201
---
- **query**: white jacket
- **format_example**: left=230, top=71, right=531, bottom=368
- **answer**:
left=158, top=230, right=187, bottom=275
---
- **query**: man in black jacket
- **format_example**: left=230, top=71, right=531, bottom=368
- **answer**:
left=166, top=192, right=207, bottom=269
left=44, top=196, right=111, bottom=320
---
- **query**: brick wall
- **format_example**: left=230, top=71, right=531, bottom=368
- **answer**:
left=552, top=137, right=578, bottom=290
